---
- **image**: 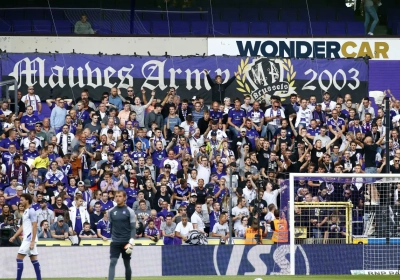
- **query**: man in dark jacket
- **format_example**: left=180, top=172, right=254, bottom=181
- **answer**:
left=204, top=70, right=239, bottom=103
left=144, top=103, right=164, bottom=130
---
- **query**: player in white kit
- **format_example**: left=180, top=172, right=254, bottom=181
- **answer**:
left=9, top=193, right=42, bottom=280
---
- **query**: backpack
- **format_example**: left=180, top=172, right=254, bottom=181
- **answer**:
left=185, top=230, right=208, bottom=245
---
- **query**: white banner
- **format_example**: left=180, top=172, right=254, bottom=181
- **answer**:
left=208, top=38, right=400, bottom=60
left=0, top=246, right=162, bottom=278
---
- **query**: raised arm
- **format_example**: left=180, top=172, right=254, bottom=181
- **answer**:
left=143, top=90, right=155, bottom=109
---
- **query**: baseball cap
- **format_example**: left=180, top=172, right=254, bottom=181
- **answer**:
left=35, top=122, right=43, bottom=126
left=40, top=199, right=47, bottom=203
left=323, top=91, right=330, bottom=95
left=84, top=179, right=92, bottom=187
left=240, top=128, right=247, bottom=133
left=77, top=181, right=85, bottom=186
left=200, top=143, right=207, bottom=148
left=57, top=216, right=64, bottom=222
left=107, top=129, right=114, bottom=134
left=191, top=193, right=197, bottom=197
left=211, top=131, right=217, bottom=136
left=354, top=115, right=360, bottom=120
left=164, top=164, right=171, bottom=169
left=121, top=129, right=128, bottom=135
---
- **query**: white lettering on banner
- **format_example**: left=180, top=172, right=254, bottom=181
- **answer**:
left=85, top=62, right=102, bottom=88
left=185, top=69, right=210, bottom=90
left=168, top=68, right=182, bottom=89
left=302, top=68, right=360, bottom=92
left=141, top=60, right=167, bottom=90
left=48, top=65, right=66, bottom=88
left=117, top=64, right=134, bottom=88
left=212, top=245, right=310, bottom=275
left=104, top=66, right=117, bottom=88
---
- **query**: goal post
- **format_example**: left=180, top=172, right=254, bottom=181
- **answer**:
left=0, top=78, right=19, bottom=115
left=288, top=173, right=399, bottom=275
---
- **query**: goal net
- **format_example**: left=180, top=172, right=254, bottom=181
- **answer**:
left=288, top=173, right=400, bottom=275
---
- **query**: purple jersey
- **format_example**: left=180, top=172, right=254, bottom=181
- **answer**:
left=21, top=114, right=40, bottom=131
left=307, top=127, right=320, bottom=137
left=130, top=150, right=147, bottom=164
left=173, top=185, right=191, bottom=208
left=228, top=108, right=246, bottom=127
left=209, top=109, right=223, bottom=122
left=7, top=195, right=20, bottom=207
left=152, top=150, right=167, bottom=167
left=245, top=128, right=259, bottom=148
left=0, top=138, right=20, bottom=151
left=327, top=117, right=346, bottom=136
left=145, top=227, right=159, bottom=236
left=98, top=199, right=114, bottom=211
left=125, top=187, right=138, bottom=207
left=97, top=219, right=111, bottom=238
left=247, top=109, right=265, bottom=124
left=23, top=150, right=39, bottom=162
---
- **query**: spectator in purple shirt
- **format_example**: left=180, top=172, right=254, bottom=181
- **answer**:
left=144, top=220, right=160, bottom=242
left=20, top=105, right=40, bottom=132
left=96, top=210, right=111, bottom=240
left=227, top=99, right=247, bottom=138
left=7, top=185, right=23, bottom=211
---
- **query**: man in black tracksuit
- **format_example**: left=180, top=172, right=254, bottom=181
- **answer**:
left=204, top=70, right=239, bottom=103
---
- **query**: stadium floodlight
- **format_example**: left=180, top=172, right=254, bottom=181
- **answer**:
left=0, top=78, right=19, bottom=115
left=289, top=173, right=400, bottom=275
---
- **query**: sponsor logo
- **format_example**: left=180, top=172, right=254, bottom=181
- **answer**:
left=212, top=245, right=309, bottom=275
left=235, top=40, right=389, bottom=59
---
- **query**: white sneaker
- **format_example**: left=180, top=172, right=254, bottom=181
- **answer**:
left=368, top=32, right=373, bottom=35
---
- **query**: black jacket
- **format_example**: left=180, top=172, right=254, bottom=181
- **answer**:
left=206, top=74, right=236, bottom=102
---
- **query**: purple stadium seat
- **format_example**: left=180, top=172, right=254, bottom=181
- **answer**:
left=280, top=9, right=298, bottom=22
left=221, top=8, right=241, bottom=21
left=269, top=22, right=288, bottom=35
left=92, top=21, right=112, bottom=34
left=33, top=20, right=52, bottom=34
left=396, top=22, right=400, bottom=35
left=336, top=9, right=355, bottom=21
left=210, top=21, right=229, bottom=35
left=298, top=9, right=317, bottom=21
left=13, top=20, right=32, bottom=33
left=289, top=21, right=307, bottom=35
left=191, top=21, right=209, bottom=35
left=259, top=9, right=279, bottom=22
left=346, top=22, right=365, bottom=35
left=112, top=20, right=130, bottom=34
left=327, top=22, right=346, bottom=35
left=308, top=21, right=327, bottom=35
left=230, top=21, right=249, bottom=35
left=53, top=20, right=72, bottom=34
left=317, top=8, right=337, bottom=21
left=152, top=21, right=170, bottom=35
left=249, top=22, right=269, bottom=35
left=0, top=20, right=12, bottom=33
left=133, top=21, right=151, bottom=35
left=171, top=21, right=191, bottom=35
left=25, top=9, right=45, bottom=20
left=241, top=8, right=259, bottom=21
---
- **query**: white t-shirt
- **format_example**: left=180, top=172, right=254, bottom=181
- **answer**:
left=189, top=136, right=205, bottom=157
left=187, top=176, right=198, bottom=190
left=265, top=108, right=285, bottom=127
left=207, top=129, right=228, bottom=142
left=197, top=164, right=210, bottom=184
left=242, top=187, right=257, bottom=206
left=231, top=206, right=249, bottom=230
left=190, top=212, right=205, bottom=231
left=21, top=94, right=41, bottom=111
left=180, top=121, right=198, bottom=137
left=175, top=221, right=193, bottom=238
left=263, top=190, right=280, bottom=208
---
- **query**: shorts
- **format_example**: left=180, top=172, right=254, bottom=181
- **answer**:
left=18, top=240, right=38, bottom=256
left=110, top=242, right=131, bottom=260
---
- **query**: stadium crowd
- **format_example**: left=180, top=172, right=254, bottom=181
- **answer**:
left=0, top=76, right=399, bottom=244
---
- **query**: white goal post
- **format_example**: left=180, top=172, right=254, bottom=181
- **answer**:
left=288, top=173, right=399, bottom=275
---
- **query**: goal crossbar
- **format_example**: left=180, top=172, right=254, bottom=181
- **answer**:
left=288, top=173, right=398, bottom=275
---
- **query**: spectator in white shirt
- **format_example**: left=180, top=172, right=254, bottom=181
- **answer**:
left=264, top=100, right=285, bottom=137
left=295, top=98, right=312, bottom=128
left=175, top=214, right=193, bottom=243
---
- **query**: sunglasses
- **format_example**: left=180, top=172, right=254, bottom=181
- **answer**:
left=127, top=90, right=133, bottom=92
